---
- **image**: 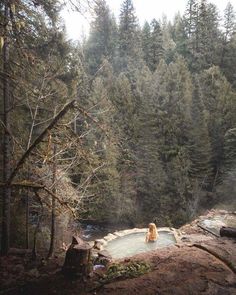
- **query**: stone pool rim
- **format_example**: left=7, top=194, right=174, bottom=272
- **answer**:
left=94, top=227, right=181, bottom=255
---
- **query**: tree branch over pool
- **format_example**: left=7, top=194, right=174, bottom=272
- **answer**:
left=6, top=100, right=75, bottom=185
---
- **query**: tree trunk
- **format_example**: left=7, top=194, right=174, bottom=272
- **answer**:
left=25, top=192, right=29, bottom=249
left=25, top=168, right=30, bottom=249
left=47, top=143, right=57, bottom=259
left=32, top=191, right=44, bottom=260
left=1, top=4, right=11, bottom=256
left=62, top=236, right=92, bottom=277
left=220, top=226, right=236, bottom=238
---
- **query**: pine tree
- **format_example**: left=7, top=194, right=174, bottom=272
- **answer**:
left=189, top=77, right=212, bottom=185
left=82, top=76, right=124, bottom=222
left=139, top=58, right=194, bottom=222
left=135, top=65, right=167, bottom=221
left=162, top=16, right=176, bottom=63
left=172, top=13, right=188, bottom=57
left=151, top=57, right=192, bottom=162
left=197, top=1, right=220, bottom=70
left=149, top=19, right=164, bottom=71
left=141, top=21, right=152, bottom=68
left=224, top=128, right=236, bottom=171
left=222, top=2, right=236, bottom=44
left=183, top=0, right=199, bottom=62
left=221, top=2, right=236, bottom=86
left=183, top=0, right=221, bottom=71
left=117, top=0, right=142, bottom=72
left=199, top=66, right=236, bottom=185
left=85, top=0, right=117, bottom=75
left=112, top=72, right=139, bottom=221
left=217, top=127, right=236, bottom=205
left=184, top=0, right=199, bottom=38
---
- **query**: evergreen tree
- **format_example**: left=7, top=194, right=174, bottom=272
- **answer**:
left=82, top=75, right=127, bottom=222
left=117, top=0, right=142, bottom=72
left=221, top=2, right=236, bottom=86
left=183, top=0, right=199, bottom=64
left=151, top=57, right=192, bottom=162
left=149, top=19, right=164, bottom=71
left=134, top=65, right=166, bottom=220
left=141, top=21, right=152, bottom=69
left=184, top=0, right=199, bottom=38
left=112, top=72, right=138, bottom=222
left=222, top=2, right=236, bottom=43
left=224, top=128, right=236, bottom=171
left=171, top=13, right=188, bottom=57
left=3, top=0, right=235, bottom=236
left=189, top=77, right=212, bottom=185
left=161, top=16, right=176, bottom=63
left=80, top=0, right=236, bottom=224
left=217, top=127, right=236, bottom=206
left=85, top=0, right=117, bottom=75
left=142, top=58, right=194, bottom=221
left=183, top=0, right=221, bottom=71
left=197, top=1, right=220, bottom=70
left=199, top=66, right=236, bottom=185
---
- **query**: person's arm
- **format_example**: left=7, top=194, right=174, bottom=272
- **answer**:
left=145, top=232, right=149, bottom=243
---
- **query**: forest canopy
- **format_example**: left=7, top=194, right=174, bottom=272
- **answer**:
left=1, top=0, right=236, bottom=255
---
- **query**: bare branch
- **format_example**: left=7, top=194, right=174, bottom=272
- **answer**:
left=0, top=181, right=76, bottom=217
left=7, top=100, right=75, bottom=184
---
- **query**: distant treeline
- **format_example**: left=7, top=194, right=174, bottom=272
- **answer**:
left=1, top=0, right=236, bottom=255
left=77, top=0, right=236, bottom=225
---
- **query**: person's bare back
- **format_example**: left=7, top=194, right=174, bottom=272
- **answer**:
left=145, top=223, right=158, bottom=242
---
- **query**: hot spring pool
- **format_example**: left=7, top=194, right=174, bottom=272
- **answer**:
left=104, top=231, right=176, bottom=259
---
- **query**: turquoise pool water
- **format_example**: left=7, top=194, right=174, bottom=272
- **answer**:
left=105, top=231, right=176, bottom=259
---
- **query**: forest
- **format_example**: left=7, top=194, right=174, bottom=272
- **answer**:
left=0, top=0, right=236, bottom=258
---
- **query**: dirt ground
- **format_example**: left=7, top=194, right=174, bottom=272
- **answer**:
left=97, top=239, right=236, bottom=295
left=1, top=211, right=236, bottom=295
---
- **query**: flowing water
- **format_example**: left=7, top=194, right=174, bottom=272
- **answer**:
left=79, top=224, right=130, bottom=241
left=105, top=231, right=176, bottom=259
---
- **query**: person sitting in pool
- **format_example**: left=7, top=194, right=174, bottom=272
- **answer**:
left=145, top=223, right=158, bottom=242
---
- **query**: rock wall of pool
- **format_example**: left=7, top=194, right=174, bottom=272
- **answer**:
left=94, top=227, right=180, bottom=259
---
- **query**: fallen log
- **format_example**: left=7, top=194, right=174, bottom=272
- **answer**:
left=197, top=223, right=220, bottom=237
left=220, top=226, right=236, bottom=238
left=62, top=236, right=92, bottom=277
